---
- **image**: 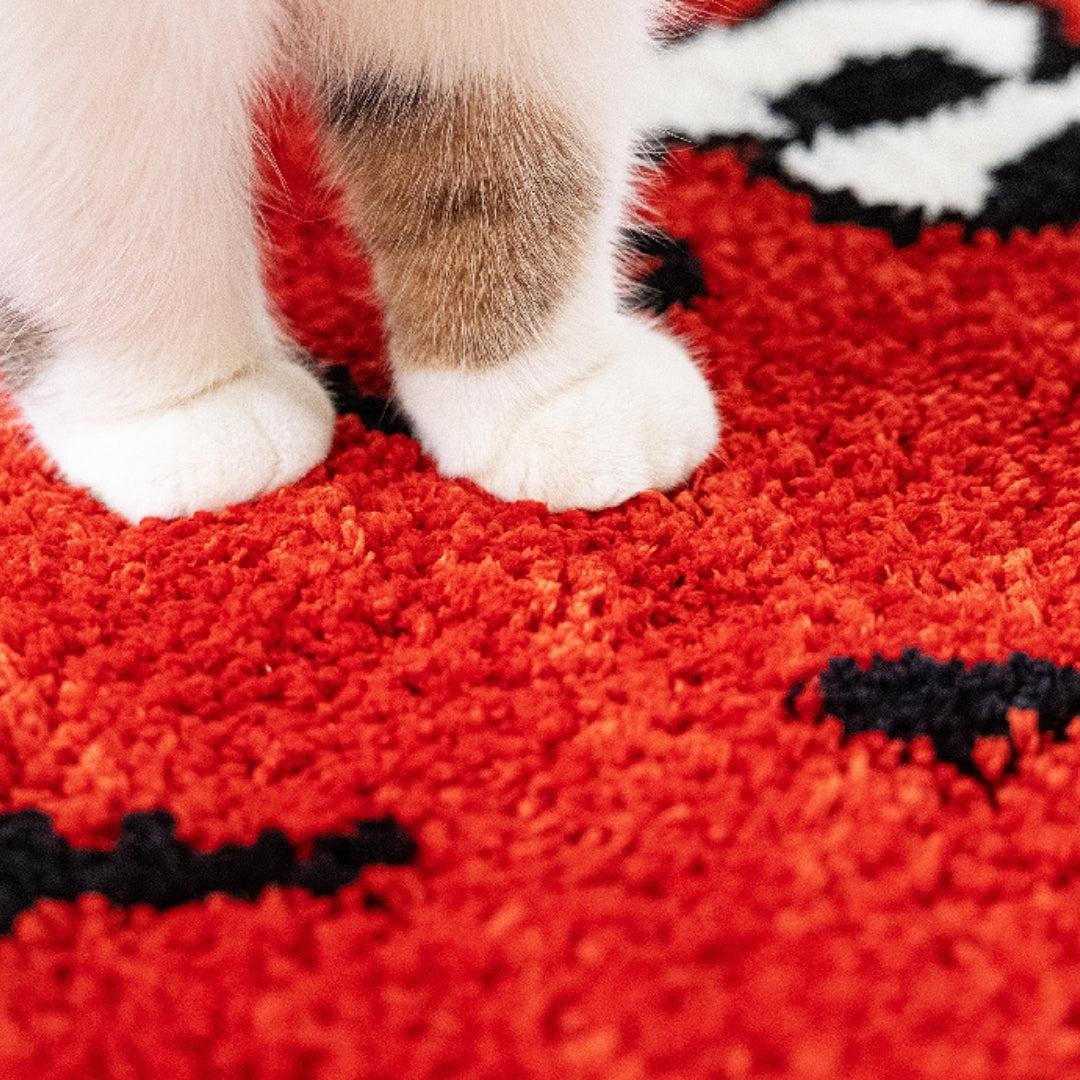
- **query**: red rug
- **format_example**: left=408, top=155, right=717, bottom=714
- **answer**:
left=4, top=2, right=1080, bottom=1076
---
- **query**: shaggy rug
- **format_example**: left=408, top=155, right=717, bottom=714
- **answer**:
left=4, top=1, right=1080, bottom=1076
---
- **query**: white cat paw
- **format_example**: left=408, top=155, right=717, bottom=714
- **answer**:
left=20, top=353, right=336, bottom=522
left=395, top=317, right=720, bottom=511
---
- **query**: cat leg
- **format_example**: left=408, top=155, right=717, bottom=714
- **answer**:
left=0, top=2, right=335, bottom=522
left=315, top=1, right=720, bottom=511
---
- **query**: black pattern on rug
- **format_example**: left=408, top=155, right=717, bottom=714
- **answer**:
left=0, top=811, right=417, bottom=934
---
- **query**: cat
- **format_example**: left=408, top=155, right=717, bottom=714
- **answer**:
left=0, top=0, right=719, bottom=523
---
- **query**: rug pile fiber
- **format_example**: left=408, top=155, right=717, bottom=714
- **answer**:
left=3, top=2, right=1080, bottom=1076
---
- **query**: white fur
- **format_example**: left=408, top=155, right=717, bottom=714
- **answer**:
left=20, top=353, right=336, bottom=522
left=394, top=309, right=720, bottom=511
left=0, top=1, right=719, bottom=521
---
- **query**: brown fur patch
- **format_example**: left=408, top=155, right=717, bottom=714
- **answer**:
left=0, top=300, right=51, bottom=392
left=323, top=78, right=603, bottom=370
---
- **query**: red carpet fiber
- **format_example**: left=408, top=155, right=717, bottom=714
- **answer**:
left=5, top=2, right=1080, bottom=1076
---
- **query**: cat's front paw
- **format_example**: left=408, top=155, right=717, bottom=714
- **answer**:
left=395, top=317, right=720, bottom=511
left=20, top=353, right=336, bottom=522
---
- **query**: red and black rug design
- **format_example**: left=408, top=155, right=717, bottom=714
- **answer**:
left=3, top=1, right=1080, bottom=1076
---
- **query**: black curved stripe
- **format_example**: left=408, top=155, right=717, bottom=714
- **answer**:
left=769, top=49, right=1002, bottom=144
left=323, top=365, right=414, bottom=436
left=0, top=810, right=417, bottom=933
left=623, top=228, right=709, bottom=314
left=789, top=649, right=1080, bottom=775
left=977, top=124, right=1080, bottom=240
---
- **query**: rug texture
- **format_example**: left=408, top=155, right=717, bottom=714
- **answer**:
left=4, top=1, right=1080, bottom=1076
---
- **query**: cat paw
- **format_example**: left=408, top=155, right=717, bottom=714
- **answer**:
left=395, top=317, right=720, bottom=511
left=20, top=353, right=336, bottom=522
